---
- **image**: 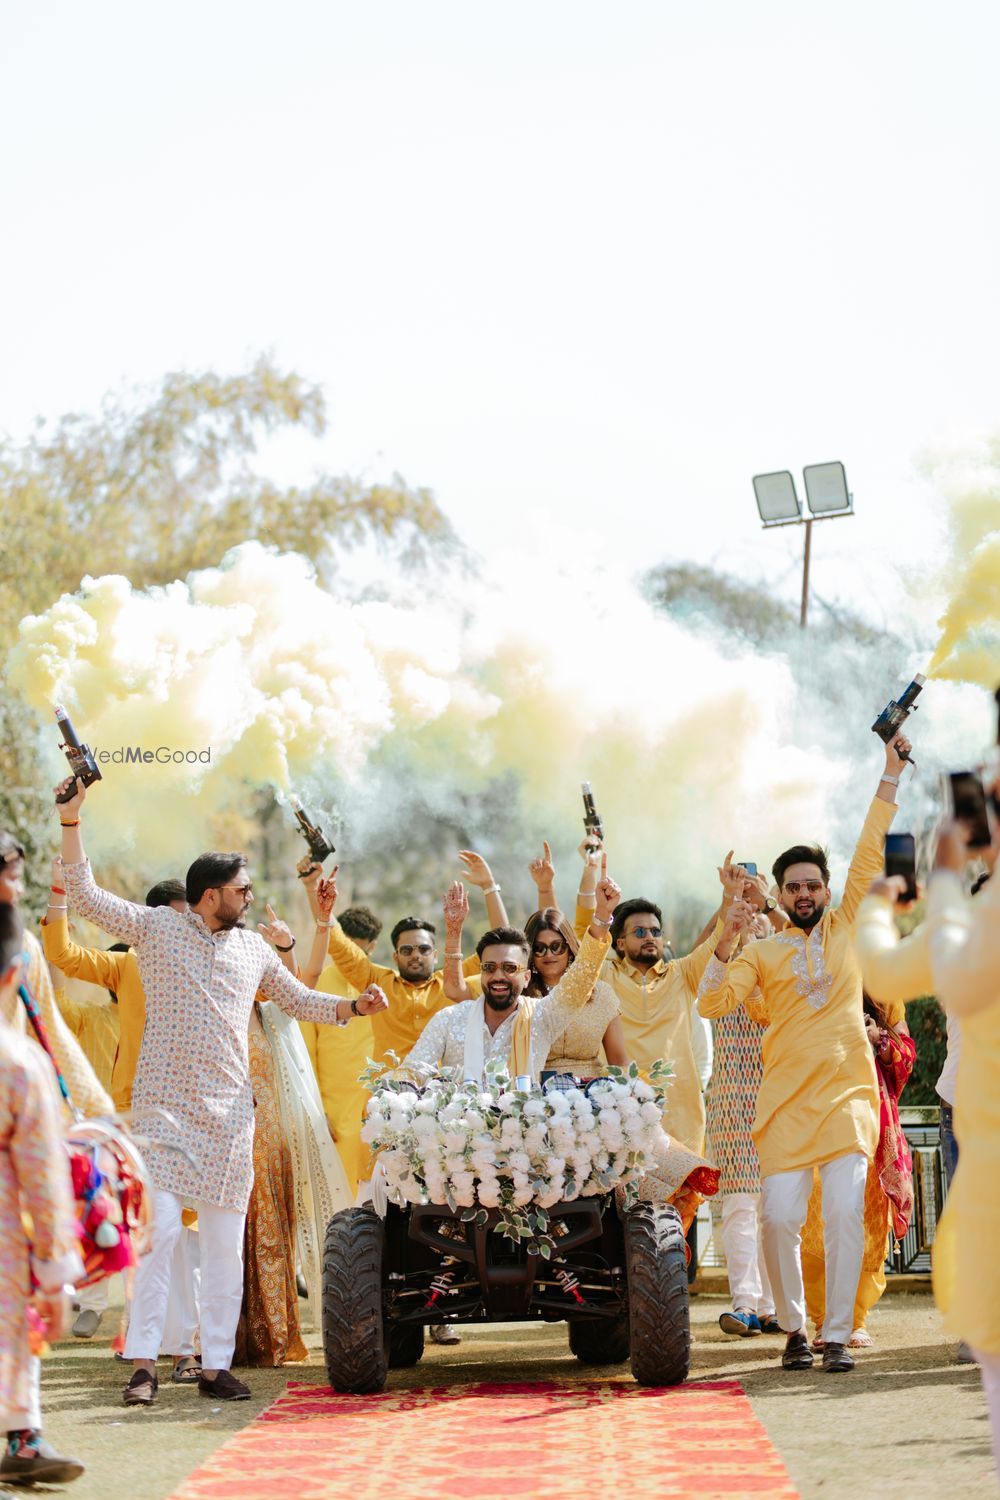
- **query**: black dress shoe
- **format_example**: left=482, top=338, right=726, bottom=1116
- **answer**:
left=198, top=1369, right=251, bottom=1401
left=781, top=1331, right=814, bottom=1369
left=122, top=1368, right=159, bottom=1406
left=822, top=1342, right=855, bottom=1372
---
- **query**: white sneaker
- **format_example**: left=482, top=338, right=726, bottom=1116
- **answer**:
left=428, top=1323, right=462, bottom=1345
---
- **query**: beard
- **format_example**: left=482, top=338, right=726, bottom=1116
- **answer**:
left=485, top=984, right=517, bottom=1012
left=216, top=911, right=247, bottom=931
left=787, top=901, right=827, bottom=931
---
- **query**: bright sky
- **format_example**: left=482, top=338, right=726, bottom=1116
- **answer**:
left=4, top=1, right=999, bottom=629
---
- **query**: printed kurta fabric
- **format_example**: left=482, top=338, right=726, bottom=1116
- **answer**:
left=465, top=973, right=621, bottom=1078
left=326, top=925, right=479, bottom=1066
left=63, top=859, right=349, bottom=1213
left=234, top=1010, right=308, bottom=1367
left=0, top=1026, right=81, bottom=1426
left=705, top=1002, right=765, bottom=1194
left=41, top=915, right=144, bottom=1111
left=697, top=797, right=894, bottom=1177
left=1, top=930, right=112, bottom=1120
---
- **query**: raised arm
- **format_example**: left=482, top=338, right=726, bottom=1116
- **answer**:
left=442, top=882, right=475, bottom=1002
left=838, top=737, right=908, bottom=925
left=573, top=838, right=602, bottom=937
left=56, top=778, right=151, bottom=945
left=527, top=841, right=558, bottom=913
left=40, top=912, right=129, bottom=992
left=854, top=890, right=938, bottom=1007
left=532, top=864, right=619, bottom=1048
left=323, top=867, right=390, bottom=991
left=301, top=873, right=337, bottom=989
left=459, top=850, right=508, bottom=928
left=696, top=901, right=762, bottom=1019
left=258, top=945, right=389, bottom=1025
left=925, top=824, right=1000, bottom=1019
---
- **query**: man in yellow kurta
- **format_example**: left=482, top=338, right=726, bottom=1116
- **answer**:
left=573, top=895, right=725, bottom=1154
left=698, top=735, right=909, bottom=1373
left=299, top=905, right=381, bottom=1194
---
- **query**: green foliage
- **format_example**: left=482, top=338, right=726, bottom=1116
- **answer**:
left=903, top=995, right=948, bottom=1106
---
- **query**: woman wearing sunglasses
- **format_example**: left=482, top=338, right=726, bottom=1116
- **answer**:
left=523, top=907, right=627, bottom=1079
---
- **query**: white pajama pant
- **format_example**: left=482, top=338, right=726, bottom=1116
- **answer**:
left=76, top=1277, right=111, bottom=1315
left=0, top=1356, right=41, bottom=1432
left=720, top=1192, right=775, bottom=1317
left=160, top=1227, right=202, bottom=1357
left=125, top=1189, right=243, bottom=1370
left=974, top=1349, right=1000, bottom=1473
left=761, top=1152, right=867, bottom=1346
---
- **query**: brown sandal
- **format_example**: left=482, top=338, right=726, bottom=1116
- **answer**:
left=171, top=1357, right=202, bottom=1383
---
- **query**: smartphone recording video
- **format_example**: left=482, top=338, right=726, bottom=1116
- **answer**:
left=739, top=861, right=758, bottom=877
left=884, top=832, right=917, bottom=901
left=946, top=770, right=994, bottom=850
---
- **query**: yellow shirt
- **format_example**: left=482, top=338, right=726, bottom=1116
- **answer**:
left=927, top=871, right=1000, bottom=1354
left=698, top=797, right=895, bottom=1177
left=326, top=923, right=478, bottom=1065
left=52, top=985, right=120, bottom=1096
left=575, top=909, right=722, bottom=1154
left=40, top=916, right=144, bottom=1113
left=299, top=963, right=373, bottom=1192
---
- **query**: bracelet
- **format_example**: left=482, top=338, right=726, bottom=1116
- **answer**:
left=592, top=916, right=612, bottom=928
left=444, top=950, right=463, bottom=959
left=880, top=774, right=900, bottom=787
left=47, top=904, right=68, bottom=911
left=315, top=920, right=332, bottom=929
left=275, top=938, right=296, bottom=952
left=59, top=820, right=80, bottom=828
left=350, top=997, right=361, bottom=1016
left=50, top=886, right=66, bottom=896
left=483, top=882, right=501, bottom=895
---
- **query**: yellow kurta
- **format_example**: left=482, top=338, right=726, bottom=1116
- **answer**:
left=326, top=923, right=478, bottom=1066
left=3, top=928, right=112, bottom=1119
left=299, top=962, right=373, bottom=1192
left=41, top=915, right=144, bottom=1112
left=52, top=984, right=119, bottom=1096
left=575, top=911, right=722, bottom=1154
left=698, top=797, right=894, bottom=1178
left=854, top=894, right=939, bottom=1010
left=927, top=871, right=1000, bottom=1355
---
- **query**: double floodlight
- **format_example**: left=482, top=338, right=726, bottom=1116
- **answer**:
left=752, top=461, right=852, bottom=526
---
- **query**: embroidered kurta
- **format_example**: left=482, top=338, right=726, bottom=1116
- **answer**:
left=697, top=797, right=895, bottom=1178
left=326, top=924, right=478, bottom=1066
left=404, top=934, right=609, bottom=1080
left=1, top=930, right=112, bottom=1120
left=1, top=1026, right=82, bottom=1428
left=705, top=1002, right=766, bottom=1195
left=41, top=915, right=144, bottom=1112
left=63, top=859, right=354, bottom=1214
left=575, top=917, right=722, bottom=1154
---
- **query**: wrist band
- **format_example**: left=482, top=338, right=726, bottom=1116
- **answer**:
left=275, top=938, right=296, bottom=952
left=880, top=774, right=900, bottom=786
left=350, top=997, right=361, bottom=1016
left=444, top=950, right=463, bottom=959
left=315, top=920, right=332, bottom=929
left=483, top=882, right=501, bottom=895
left=60, top=820, right=80, bottom=828
left=50, top=887, right=66, bottom=896
left=47, top=904, right=68, bottom=911
left=592, top=916, right=612, bottom=928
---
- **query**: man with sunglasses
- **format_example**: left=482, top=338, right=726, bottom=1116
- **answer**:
left=697, top=733, right=911, bottom=1375
left=54, top=776, right=389, bottom=1407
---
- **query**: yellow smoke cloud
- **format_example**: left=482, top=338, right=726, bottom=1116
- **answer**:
left=926, top=461, right=1000, bottom=688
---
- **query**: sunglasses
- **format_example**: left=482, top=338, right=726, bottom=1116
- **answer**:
left=480, top=960, right=524, bottom=976
left=630, top=926, right=661, bottom=939
left=397, top=943, right=434, bottom=956
left=533, top=939, right=567, bottom=956
left=783, top=881, right=825, bottom=895
left=218, top=883, right=253, bottom=899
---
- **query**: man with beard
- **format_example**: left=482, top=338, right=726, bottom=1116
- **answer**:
left=55, top=776, right=389, bottom=1406
left=697, top=734, right=910, bottom=1375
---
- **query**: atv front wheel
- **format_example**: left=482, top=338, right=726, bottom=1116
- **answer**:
left=625, top=1203, right=690, bottom=1386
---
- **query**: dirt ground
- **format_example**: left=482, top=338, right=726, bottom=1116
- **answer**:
left=32, top=1290, right=997, bottom=1500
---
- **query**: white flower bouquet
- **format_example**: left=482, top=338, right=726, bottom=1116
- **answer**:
left=360, top=1059, right=671, bottom=1257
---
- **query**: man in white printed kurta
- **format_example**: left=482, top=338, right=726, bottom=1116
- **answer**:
left=56, top=777, right=388, bottom=1406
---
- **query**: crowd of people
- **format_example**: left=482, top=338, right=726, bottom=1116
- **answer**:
left=0, top=720, right=997, bottom=1486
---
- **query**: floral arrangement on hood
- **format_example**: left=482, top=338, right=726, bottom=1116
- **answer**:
left=359, top=1058, right=672, bottom=1256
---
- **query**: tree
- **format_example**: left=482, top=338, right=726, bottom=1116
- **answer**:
left=0, top=355, right=457, bottom=907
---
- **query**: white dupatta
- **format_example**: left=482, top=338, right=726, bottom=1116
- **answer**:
left=257, top=1003, right=353, bottom=1306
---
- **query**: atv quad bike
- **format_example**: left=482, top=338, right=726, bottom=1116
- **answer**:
left=321, top=1192, right=689, bottom=1393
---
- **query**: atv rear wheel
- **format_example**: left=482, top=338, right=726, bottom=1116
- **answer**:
left=321, top=1206, right=389, bottom=1393
left=625, top=1202, right=690, bottom=1386
left=388, top=1321, right=425, bottom=1368
left=568, top=1313, right=630, bottom=1365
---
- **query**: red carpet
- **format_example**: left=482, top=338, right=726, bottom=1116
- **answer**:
left=167, top=1379, right=800, bottom=1499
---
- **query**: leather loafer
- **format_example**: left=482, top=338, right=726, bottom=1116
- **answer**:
left=822, top=1341, right=855, bottom=1372
left=198, top=1369, right=251, bottom=1401
left=123, top=1368, right=158, bottom=1406
left=781, top=1331, right=814, bottom=1369
left=1, top=1432, right=85, bottom=1484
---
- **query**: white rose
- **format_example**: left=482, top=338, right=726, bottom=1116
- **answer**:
left=513, top=1186, right=534, bottom=1206
left=639, top=1101, right=662, bottom=1124
left=523, top=1099, right=545, bottom=1119
left=509, top=1151, right=531, bottom=1174
left=478, top=1182, right=500, bottom=1207
left=633, top=1080, right=655, bottom=1102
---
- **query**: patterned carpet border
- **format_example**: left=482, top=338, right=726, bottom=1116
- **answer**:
left=167, top=1378, right=800, bottom=1499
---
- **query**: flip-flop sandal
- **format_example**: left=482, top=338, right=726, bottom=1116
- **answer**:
left=171, top=1359, right=203, bottom=1383
left=848, top=1329, right=874, bottom=1348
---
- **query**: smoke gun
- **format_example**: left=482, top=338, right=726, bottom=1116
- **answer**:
left=290, top=796, right=336, bottom=868
left=54, top=705, right=102, bottom=803
left=581, top=782, right=603, bottom=842
left=871, top=674, right=925, bottom=767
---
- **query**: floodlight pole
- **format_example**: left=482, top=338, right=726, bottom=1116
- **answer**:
left=800, top=518, right=812, bottom=628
